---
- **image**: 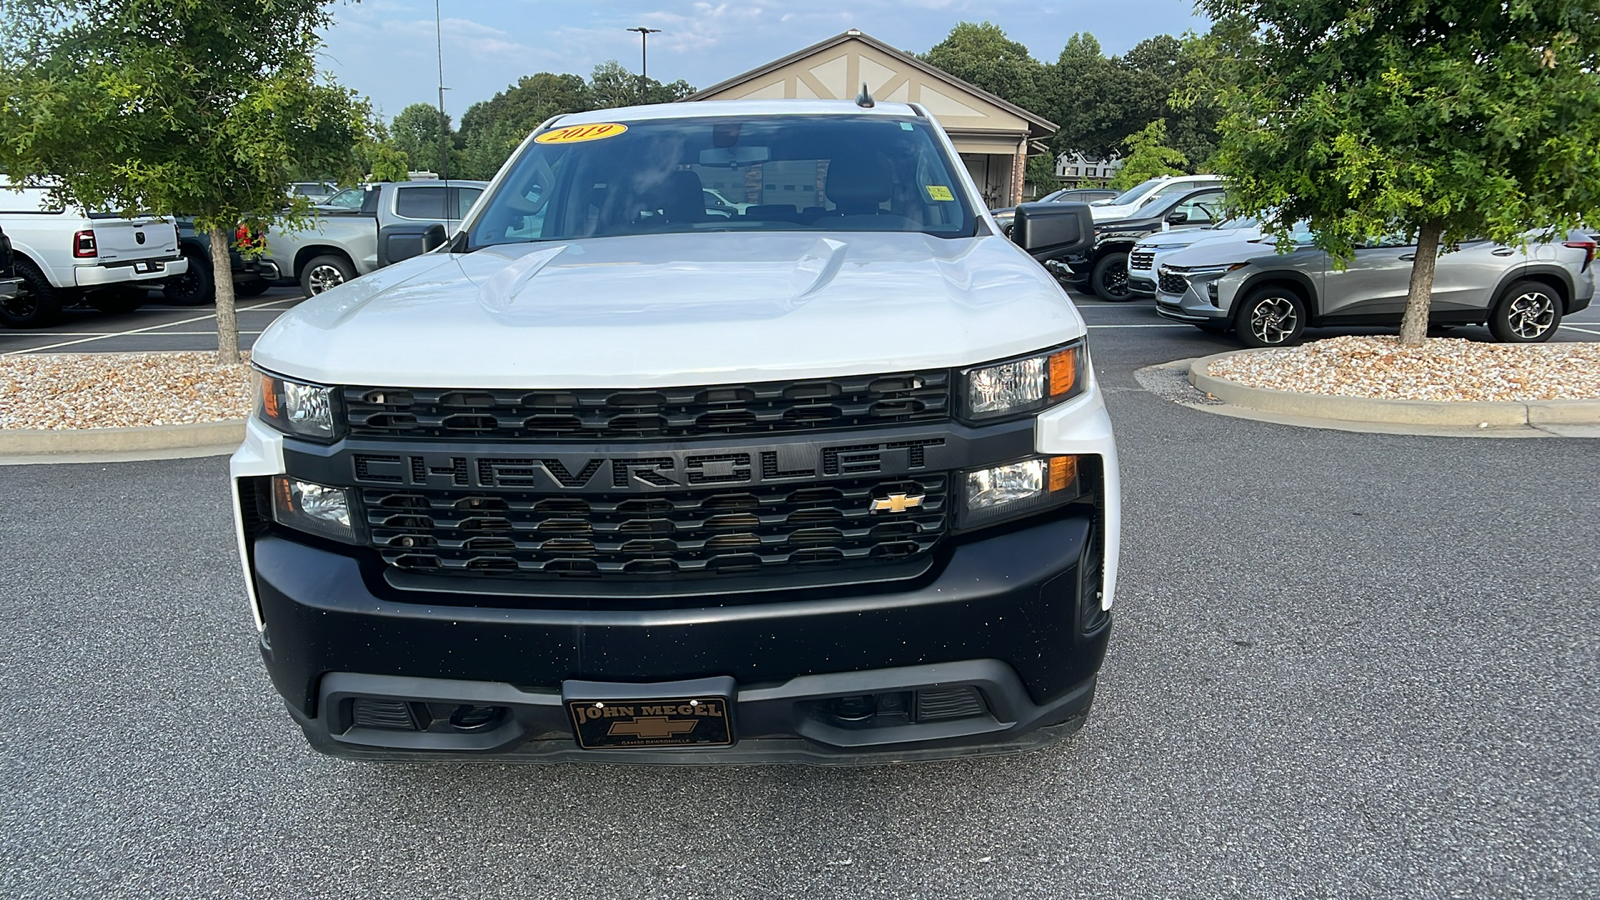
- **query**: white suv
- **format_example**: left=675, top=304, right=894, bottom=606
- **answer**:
left=0, top=181, right=187, bottom=327
left=1089, top=174, right=1224, bottom=221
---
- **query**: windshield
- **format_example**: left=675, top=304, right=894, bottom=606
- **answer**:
left=466, top=114, right=976, bottom=248
left=1105, top=179, right=1161, bottom=207
left=321, top=188, right=365, bottom=210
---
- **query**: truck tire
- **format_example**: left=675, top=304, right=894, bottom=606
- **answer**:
left=163, top=245, right=216, bottom=305
left=1, top=258, right=63, bottom=328
left=1091, top=252, right=1134, bottom=301
left=1487, top=280, right=1561, bottom=343
left=301, top=254, right=355, bottom=296
left=87, top=285, right=147, bottom=315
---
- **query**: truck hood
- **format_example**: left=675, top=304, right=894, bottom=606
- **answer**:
left=253, top=231, right=1086, bottom=388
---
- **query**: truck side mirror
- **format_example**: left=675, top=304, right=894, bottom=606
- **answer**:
left=1165, top=210, right=1189, bottom=225
left=378, top=223, right=448, bottom=267
left=1011, top=202, right=1093, bottom=262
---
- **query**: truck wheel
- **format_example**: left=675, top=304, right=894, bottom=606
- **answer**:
left=1487, top=280, right=1561, bottom=343
left=1091, top=252, right=1133, bottom=301
left=162, top=245, right=216, bottom=305
left=301, top=255, right=355, bottom=296
left=87, top=285, right=147, bottom=315
left=233, top=279, right=272, bottom=297
left=0, top=259, right=63, bottom=328
left=1234, top=287, right=1307, bottom=348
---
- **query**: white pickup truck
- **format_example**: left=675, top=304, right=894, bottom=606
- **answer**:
left=0, top=181, right=187, bottom=327
left=259, top=180, right=486, bottom=296
left=233, top=99, right=1119, bottom=764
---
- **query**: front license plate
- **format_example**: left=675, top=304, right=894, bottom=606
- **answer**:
left=566, top=696, right=733, bottom=750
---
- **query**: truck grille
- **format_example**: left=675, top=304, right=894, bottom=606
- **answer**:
left=342, top=371, right=951, bottom=442
left=361, top=473, right=949, bottom=581
left=1158, top=270, right=1188, bottom=295
left=1129, top=249, right=1155, bottom=272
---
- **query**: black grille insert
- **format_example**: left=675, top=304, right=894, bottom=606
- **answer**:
left=343, top=371, right=951, bottom=442
left=361, top=474, right=949, bottom=581
left=1158, top=270, right=1188, bottom=295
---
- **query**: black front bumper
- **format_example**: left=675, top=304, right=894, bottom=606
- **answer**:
left=251, top=510, right=1109, bottom=763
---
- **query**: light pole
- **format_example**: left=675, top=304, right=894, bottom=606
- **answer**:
left=626, top=26, right=661, bottom=104
left=435, top=0, right=449, bottom=180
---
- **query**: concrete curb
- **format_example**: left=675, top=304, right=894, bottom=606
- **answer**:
left=1188, top=350, right=1600, bottom=427
left=0, top=419, right=245, bottom=456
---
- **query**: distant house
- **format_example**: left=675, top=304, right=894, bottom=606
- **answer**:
left=685, top=30, right=1057, bottom=208
left=1054, top=152, right=1124, bottom=186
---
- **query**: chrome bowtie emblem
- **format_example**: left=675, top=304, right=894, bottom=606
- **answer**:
left=870, top=492, right=925, bottom=514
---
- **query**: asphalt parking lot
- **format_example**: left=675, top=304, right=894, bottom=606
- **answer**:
left=1, top=287, right=1597, bottom=898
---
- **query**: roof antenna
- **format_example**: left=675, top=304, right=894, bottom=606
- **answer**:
left=855, top=83, right=874, bottom=108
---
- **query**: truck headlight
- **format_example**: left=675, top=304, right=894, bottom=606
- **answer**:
left=255, top=369, right=340, bottom=441
left=959, top=341, right=1086, bottom=422
left=271, top=476, right=359, bottom=544
left=957, top=455, right=1081, bottom=530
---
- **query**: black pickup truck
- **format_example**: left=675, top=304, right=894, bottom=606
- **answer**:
left=160, top=219, right=276, bottom=305
left=1063, top=186, right=1226, bottom=301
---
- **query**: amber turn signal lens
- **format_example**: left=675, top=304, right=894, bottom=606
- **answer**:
left=260, top=373, right=280, bottom=419
left=1048, top=347, right=1078, bottom=398
left=1048, top=455, right=1078, bottom=493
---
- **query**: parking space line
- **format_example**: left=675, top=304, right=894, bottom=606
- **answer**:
left=2, top=298, right=295, bottom=356
left=1559, top=324, right=1600, bottom=336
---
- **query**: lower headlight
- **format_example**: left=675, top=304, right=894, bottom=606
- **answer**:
left=957, top=455, right=1081, bottom=530
left=271, top=476, right=359, bottom=544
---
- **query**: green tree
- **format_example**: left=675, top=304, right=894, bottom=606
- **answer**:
left=364, top=142, right=411, bottom=183
left=1044, top=33, right=1117, bottom=161
left=392, top=102, right=457, bottom=177
left=1024, top=155, right=1060, bottom=196
left=921, top=22, right=1046, bottom=114
left=1202, top=0, right=1600, bottom=345
left=587, top=61, right=694, bottom=110
left=0, top=0, right=366, bottom=362
left=1109, top=119, right=1187, bottom=190
left=457, top=72, right=593, bottom=179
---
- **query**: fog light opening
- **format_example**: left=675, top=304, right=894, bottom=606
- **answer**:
left=830, top=695, right=877, bottom=723
left=448, top=704, right=506, bottom=733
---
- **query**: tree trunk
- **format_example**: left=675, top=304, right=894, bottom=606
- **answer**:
left=208, top=224, right=240, bottom=364
left=1398, top=219, right=1445, bottom=346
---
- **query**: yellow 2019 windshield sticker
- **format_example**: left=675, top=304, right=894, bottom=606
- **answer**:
left=535, top=123, right=628, bottom=145
left=925, top=185, right=955, bottom=201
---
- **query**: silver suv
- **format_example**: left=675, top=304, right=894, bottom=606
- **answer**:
left=1154, top=228, right=1596, bottom=347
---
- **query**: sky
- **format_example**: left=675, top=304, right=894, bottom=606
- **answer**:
left=319, top=0, right=1207, bottom=122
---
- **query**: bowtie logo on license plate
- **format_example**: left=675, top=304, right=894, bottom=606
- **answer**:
left=870, top=492, right=925, bottom=514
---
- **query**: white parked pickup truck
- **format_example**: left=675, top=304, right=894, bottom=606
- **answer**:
left=233, top=99, right=1119, bottom=764
left=0, top=181, right=187, bottom=327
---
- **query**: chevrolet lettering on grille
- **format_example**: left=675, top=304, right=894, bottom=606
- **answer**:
left=351, top=438, right=947, bottom=493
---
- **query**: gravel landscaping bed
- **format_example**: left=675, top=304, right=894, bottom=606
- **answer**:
left=1207, top=336, right=1600, bottom=401
left=0, top=352, right=252, bottom=430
